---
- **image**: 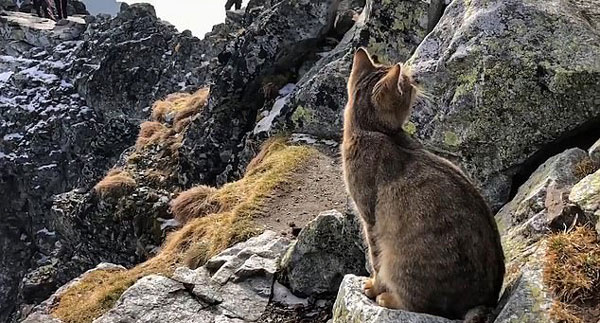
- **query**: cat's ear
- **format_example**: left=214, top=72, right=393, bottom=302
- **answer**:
left=350, top=47, right=376, bottom=81
left=372, top=63, right=401, bottom=103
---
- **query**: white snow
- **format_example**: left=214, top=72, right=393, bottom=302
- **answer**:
left=3, top=133, right=23, bottom=141
left=37, top=163, right=57, bottom=170
left=36, top=228, right=56, bottom=236
left=291, top=133, right=339, bottom=147
left=158, top=218, right=181, bottom=231
left=19, top=66, right=59, bottom=84
left=253, top=83, right=296, bottom=135
left=0, top=71, right=13, bottom=82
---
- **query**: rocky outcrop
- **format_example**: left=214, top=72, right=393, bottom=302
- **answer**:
left=24, top=231, right=291, bottom=323
left=21, top=263, right=126, bottom=323
left=180, top=0, right=341, bottom=185
left=278, top=210, right=367, bottom=297
left=408, top=0, right=600, bottom=209
left=332, top=275, right=459, bottom=323
left=0, top=5, right=208, bottom=321
left=252, top=0, right=429, bottom=141
left=74, top=3, right=209, bottom=119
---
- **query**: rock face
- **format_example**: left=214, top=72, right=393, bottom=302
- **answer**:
left=75, top=3, right=209, bottom=119
left=408, top=0, right=600, bottom=209
left=496, top=148, right=589, bottom=237
left=180, top=0, right=341, bottom=185
left=0, top=5, right=208, bottom=321
left=494, top=246, right=553, bottom=323
left=332, top=275, right=459, bottom=323
left=253, top=0, right=429, bottom=141
left=278, top=210, right=367, bottom=297
left=91, top=231, right=290, bottom=323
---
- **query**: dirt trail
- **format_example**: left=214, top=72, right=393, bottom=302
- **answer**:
left=255, top=147, right=349, bottom=237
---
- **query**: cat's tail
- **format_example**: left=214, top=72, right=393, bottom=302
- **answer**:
left=464, top=306, right=495, bottom=323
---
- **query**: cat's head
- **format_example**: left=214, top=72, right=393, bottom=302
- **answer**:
left=346, top=47, right=418, bottom=133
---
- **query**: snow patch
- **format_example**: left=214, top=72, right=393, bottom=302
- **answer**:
left=19, top=66, right=59, bottom=84
left=158, top=218, right=180, bottom=231
left=253, top=83, right=296, bottom=135
left=3, top=133, right=23, bottom=141
left=0, top=71, right=14, bottom=82
left=37, top=163, right=57, bottom=170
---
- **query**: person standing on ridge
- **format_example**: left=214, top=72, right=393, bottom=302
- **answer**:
left=56, top=0, right=68, bottom=20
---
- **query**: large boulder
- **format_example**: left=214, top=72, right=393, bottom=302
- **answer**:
left=278, top=210, right=367, bottom=297
left=332, top=275, right=459, bottom=323
left=495, top=148, right=589, bottom=237
left=252, top=0, right=430, bottom=140
left=408, top=0, right=600, bottom=209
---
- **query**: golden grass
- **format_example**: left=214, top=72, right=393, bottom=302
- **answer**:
left=170, top=185, right=220, bottom=224
left=151, top=88, right=209, bottom=127
left=549, top=301, right=584, bottom=323
left=135, top=121, right=168, bottom=149
left=94, top=169, right=136, bottom=198
left=52, top=140, right=316, bottom=323
left=544, top=226, right=600, bottom=322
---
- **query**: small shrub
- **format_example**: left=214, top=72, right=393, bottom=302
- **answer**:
left=170, top=185, right=220, bottom=224
left=94, top=170, right=136, bottom=198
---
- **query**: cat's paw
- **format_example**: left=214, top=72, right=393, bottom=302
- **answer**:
left=363, top=278, right=378, bottom=298
left=376, top=292, right=399, bottom=309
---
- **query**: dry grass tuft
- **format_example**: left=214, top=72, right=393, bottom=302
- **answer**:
left=170, top=185, right=220, bottom=224
left=544, top=226, right=600, bottom=322
left=151, top=88, right=209, bottom=128
left=545, top=226, right=600, bottom=303
left=549, top=301, right=584, bottom=323
left=574, top=157, right=600, bottom=180
left=52, top=140, right=315, bottom=323
left=94, top=169, right=136, bottom=198
left=135, top=121, right=168, bottom=149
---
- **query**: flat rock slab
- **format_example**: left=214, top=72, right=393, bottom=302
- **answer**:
left=332, top=275, right=459, bottom=323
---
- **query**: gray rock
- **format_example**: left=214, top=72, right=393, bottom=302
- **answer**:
left=278, top=210, right=367, bottom=297
left=409, top=0, right=600, bottom=209
left=171, top=230, right=291, bottom=322
left=569, top=169, right=600, bottom=235
left=496, top=148, right=589, bottom=236
left=0, top=6, right=208, bottom=320
left=92, top=275, right=215, bottom=323
left=332, top=275, right=459, bottom=323
left=589, top=138, right=600, bottom=162
left=494, top=246, right=553, bottom=323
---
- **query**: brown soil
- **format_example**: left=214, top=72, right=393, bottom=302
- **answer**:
left=254, top=148, right=349, bottom=238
